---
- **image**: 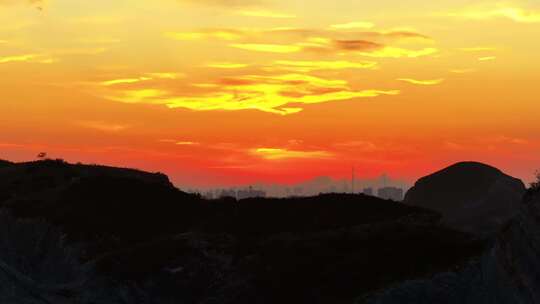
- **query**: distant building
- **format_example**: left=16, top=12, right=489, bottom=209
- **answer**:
left=203, top=191, right=214, bottom=200
left=363, top=187, right=374, bottom=196
left=219, top=189, right=237, bottom=199
left=236, top=187, right=267, bottom=200
left=377, top=187, right=404, bottom=201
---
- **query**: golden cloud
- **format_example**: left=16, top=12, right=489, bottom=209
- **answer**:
left=205, top=62, right=249, bottom=69
left=250, top=148, right=333, bottom=160
left=101, top=73, right=399, bottom=115
left=331, top=21, right=375, bottom=30
left=77, top=120, right=130, bottom=132
left=478, top=56, right=496, bottom=61
left=397, top=78, right=444, bottom=85
left=359, top=47, right=439, bottom=58
left=176, top=141, right=199, bottom=146
left=448, top=5, right=540, bottom=23
left=230, top=43, right=302, bottom=53
left=450, top=68, right=476, bottom=74
left=101, top=77, right=152, bottom=86
left=0, top=54, right=55, bottom=64
left=165, top=29, right=243, bottom=41
left=164, top=26, right=435, bottom=61
left=458, top=47, right=496, bottom=52
left=99, top=73, right=185, bottom=86
left=273, top=60, right=378, bottom=72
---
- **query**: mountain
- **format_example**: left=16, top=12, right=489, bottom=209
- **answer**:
left=404, top=161, right=526, bottom=236
left=0, top=159, right=487, bottom=303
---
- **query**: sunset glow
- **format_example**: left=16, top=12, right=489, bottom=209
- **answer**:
left=1, top=0, right=539, bottom=187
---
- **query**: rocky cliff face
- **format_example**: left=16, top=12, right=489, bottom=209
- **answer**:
left=364, top=189, right=540, bottom=304
left=404, top=162, right=526, bottom=236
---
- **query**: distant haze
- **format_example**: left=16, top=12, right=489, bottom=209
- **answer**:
left=186, top=174, right=410, bottom=198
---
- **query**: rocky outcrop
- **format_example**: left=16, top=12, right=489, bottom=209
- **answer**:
left=364, top=189, right=540, bottom=304
left=404, top=162, right=526, bottom=236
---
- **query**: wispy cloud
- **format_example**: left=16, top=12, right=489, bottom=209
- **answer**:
left=165, top=30, right=243, bottom=41
left=331, top=21, right=375, bottom=30
left=397, top=78, right=444, bottom=85
left=0, top=53, right=55, bottom=64
left=359, top=47, right=439, bottom=58
left=450, top=68, right=476, bottom=74
left=250, top=148, right=333, bottom=160
left=164, top=27, right=433, bottom=56
left=176, top=141, right=199, bottom=146
left=230, top=43, right=301, bottom=53
left=205, top=62, right=249, bottom=69
left=77, top=120, right=130, bottom=132
left=158, top=139, right=200, bottom=146
left=448, top=5, right=540, bottom=23
left=101, top=77, right=152, bottom=86
left=99, top=73, right=184, bottom=86
left=478, top=56, right=496, bottom=61
left=458, top=47, right=496, bottom=52
left=273, top=60, right=377, bottom=72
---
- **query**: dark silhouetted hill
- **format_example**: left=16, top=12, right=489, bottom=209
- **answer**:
left=364, top=183, right=540, bottom=304
left=0, top=159, right=13, bottom=168
left=404, top=161, right=526, bottom=236
left=0, top=159, right=489, bottom=303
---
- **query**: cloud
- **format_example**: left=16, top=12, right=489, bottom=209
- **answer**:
left=333, top=39, right=383, bottom=51
left=165, top=27, right=432, bottom=46
left=250, top=148, right=333, bottom=160
left=99, top=73, right=185, bottom=86
left=458, top=47, right=496, bottom=52
left=448, top=5, right=540, bottom=23
left=176, top=141, right=199, bottom=146
left=0, top=54, right=55, bottom=64
left=237, top=9, right=296, bottom=18
left=205, top=62, right=249, bottom=69
left=397, top=78, right=444, bottom=85
left=450, top=68, right=476, bottom=74
left=478, top=56, right=496, bottom=61
left=101, top=73, right=399, bottom=115
left=230, top=43, right=301, bottom=53
left=331, top=21, right=375, bottom=30
left=158, top=139, right=200, bottom=146
left=165, top=30, right=243, bottom=41
left=165, top=28, right=435, bottom=58
left=312, top=40, right=437, bottom=58
left=146, top=72, right=185, bottom=79
left=77, top=120, right=130, bottom=132
left=101, top=77, right=152, bottom=86
left=273, top=60, right=378, bottom=72
left=358, top=47, right=439, bottom=58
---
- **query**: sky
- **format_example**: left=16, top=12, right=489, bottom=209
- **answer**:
left=0, top=0, right=539, bottom=188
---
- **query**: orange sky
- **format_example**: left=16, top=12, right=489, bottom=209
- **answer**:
left=1, top=0, right=539, bottom=187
